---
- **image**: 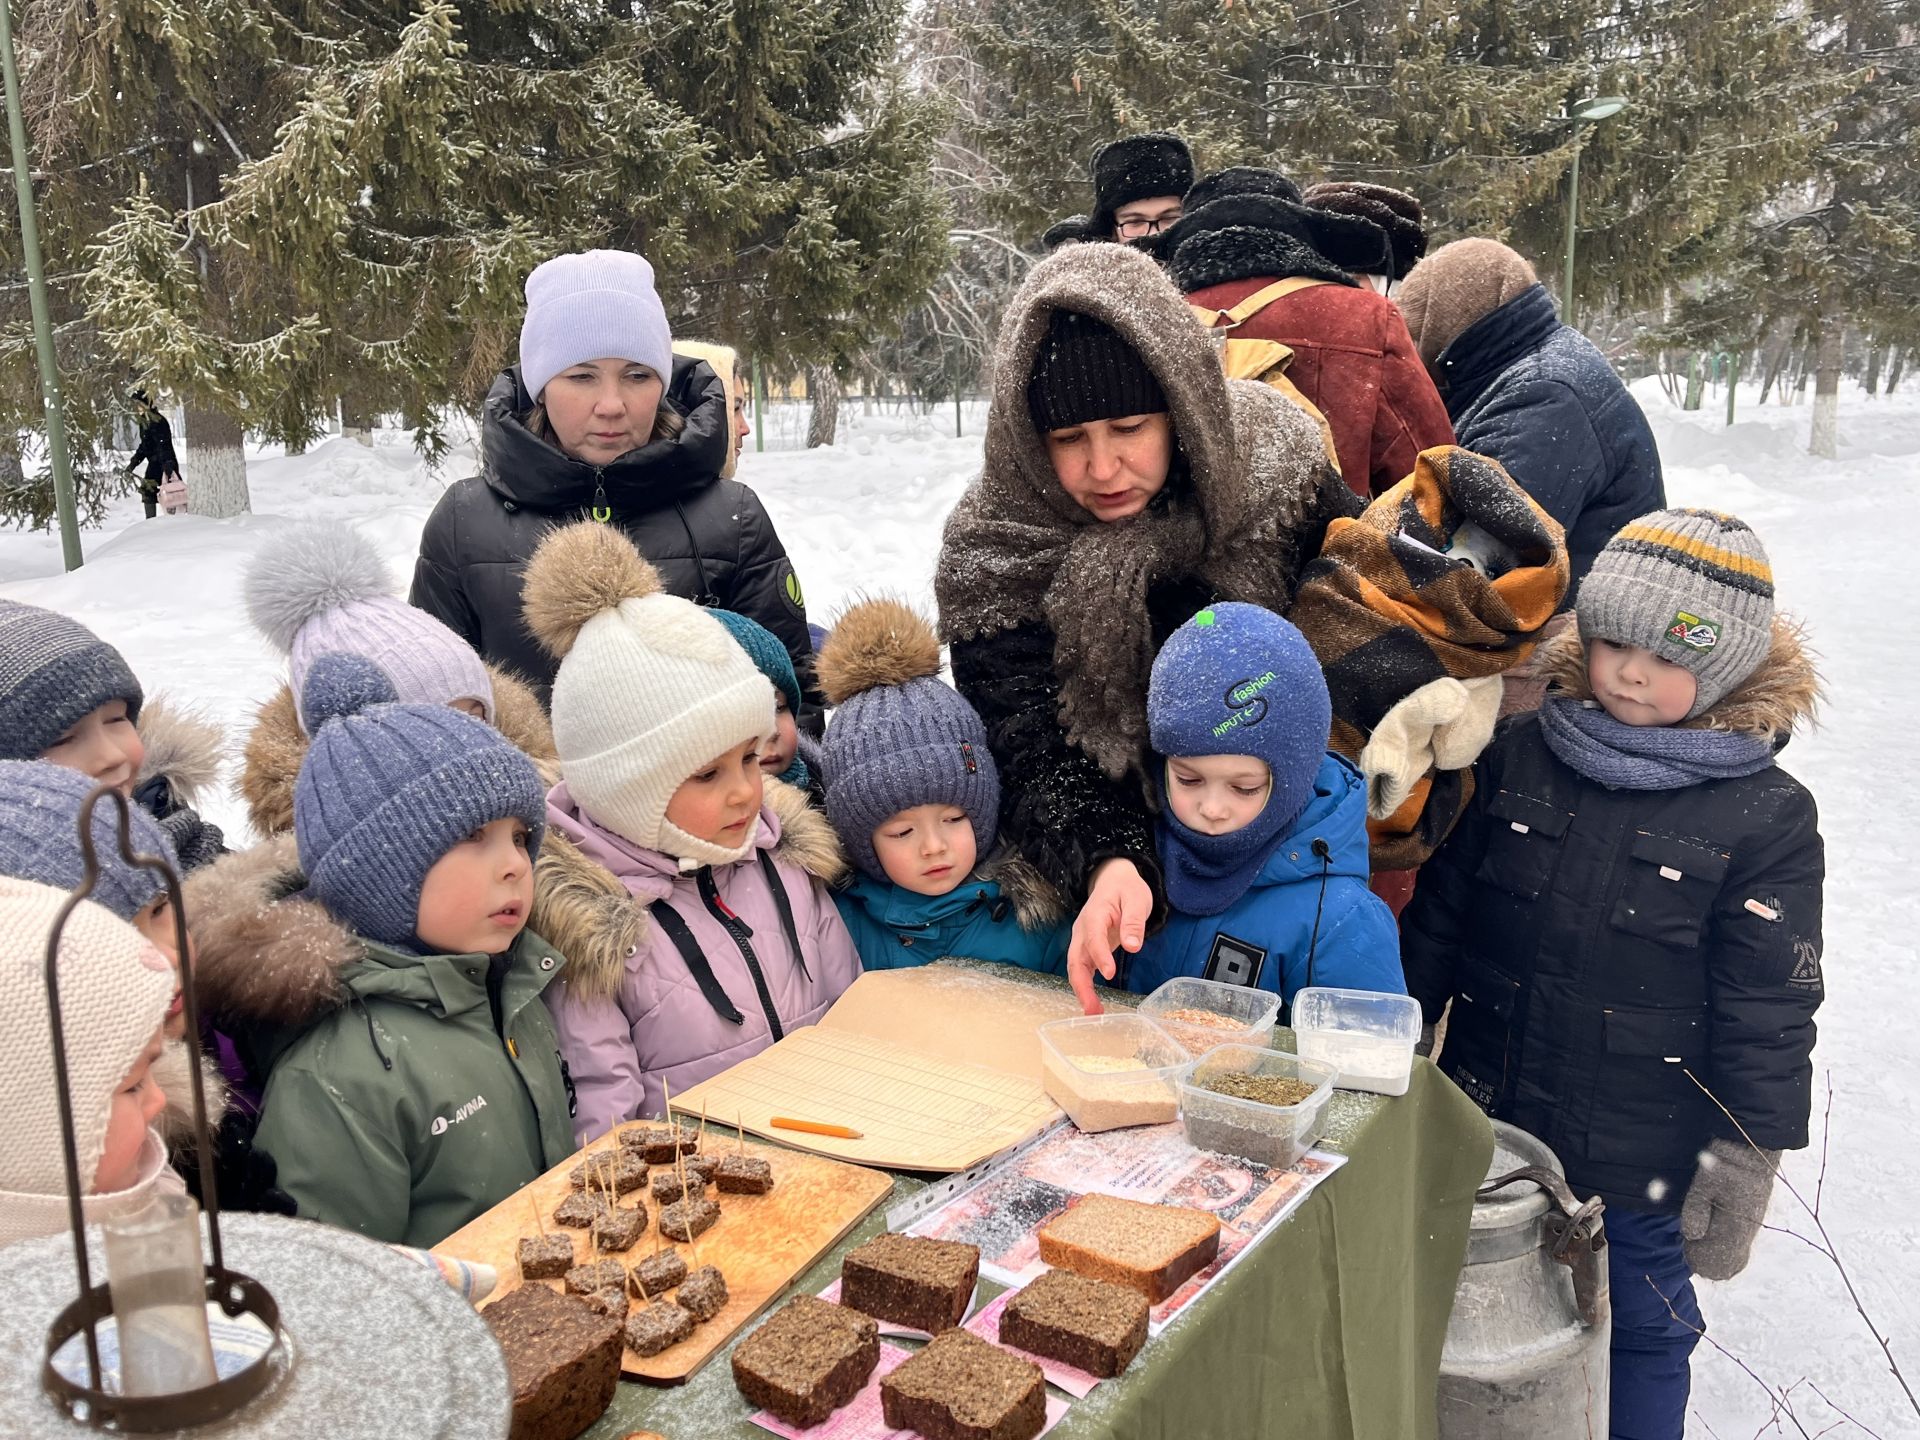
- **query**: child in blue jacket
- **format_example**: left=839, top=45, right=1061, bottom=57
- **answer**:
left=818, top=599, right=1068, bottom=976
left=1126, top=603, right=1402, bottom=1008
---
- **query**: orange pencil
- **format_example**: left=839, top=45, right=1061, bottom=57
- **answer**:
left=769, top=1116, right=864, bottom=1140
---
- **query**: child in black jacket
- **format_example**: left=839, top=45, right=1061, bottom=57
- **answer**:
left=1403, top=509, right=1823, bottom=1440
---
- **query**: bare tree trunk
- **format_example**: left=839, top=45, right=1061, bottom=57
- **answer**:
left=340, top=396, right=375, bottom=446
left=1863, top=343, right=1883, bottom=397
left=1888, top=347, right=1906, bottom=395
left=806, top=366, right=841, bottom=449
left=1809, top=299, right=1844, bottom=459
left=182, top=403, right=251, bottom=517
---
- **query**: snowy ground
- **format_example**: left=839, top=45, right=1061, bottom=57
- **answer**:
left=2, top=384, right=1916, bottom=1437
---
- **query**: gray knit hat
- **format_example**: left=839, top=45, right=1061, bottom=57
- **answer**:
left=0, top=600, right=143, bottom=762
left=1577, top=509, right=1776, bottom=719
left=295, top=653, right=547, bottom=950
left=0, top=760, right=178, bottom=921
left=816, top=599, right=1000, bottom=882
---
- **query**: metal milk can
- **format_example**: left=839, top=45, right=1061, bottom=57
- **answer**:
left=1437, top=1120, right=1611, bottom=1439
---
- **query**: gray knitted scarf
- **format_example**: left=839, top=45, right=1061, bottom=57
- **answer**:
left=1538, top=697, right=1774, bottom=791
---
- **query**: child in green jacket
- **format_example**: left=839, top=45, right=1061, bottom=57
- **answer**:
left=818, top=600, right=1068, bottom=976
left=200, top=654, right=574, bottom=1247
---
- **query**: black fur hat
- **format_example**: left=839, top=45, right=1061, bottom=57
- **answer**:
left=1160, top=191, right=1391, bottom=292
left=1089, top=132, right=1195, bottom=237
left=1183, top=166, right=1304, bottom=214
left=1303, top=182, right=1428, bottom=280
left=1040, top=214, right=1092, bottom=251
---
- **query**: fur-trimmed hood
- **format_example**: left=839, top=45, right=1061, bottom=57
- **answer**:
left=239, top=664, right=557, bottom=838
left=1161, top=190, right=1387, bottom=294
left=1537, top=614, right=1821, bottom=743
left=531, top=775, right=848, bottom=1004
left=134, top=695, right=225, bottom=809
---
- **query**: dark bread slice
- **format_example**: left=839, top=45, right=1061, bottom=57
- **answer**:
left=1035, top=1193, right=1220, bottom=1303
left=625, top=1300, right=695, bottom=1356
left=564, top=1258, right=627, bottom=1297
left=570, top=1150, right=646, bottom=1194
left=841, top=1232, right=979, bottom=1333
left=731, top=1294, right=880, bottom=1428
left=999, top=1268, right=1148, bottom=1378
left=482, top=1283, right=622, bottom=1440
left=552, top=1192, right=607, bottom=1228
left=517, top=1233, right=575, bottom=1281
left=590, top=1203, right=647, bottom=1252
left=715, top=1154, right=774, bottom=1194
left=629, top=1249, right=688, bottom=1300
left=879, top=1327, right=1045, bottom=1440
left=584, top=1287, right=629, bottom=1322
left=659, top=1195, right=720, bottom=1242
left=675, top=1263, right=729, bottom=1322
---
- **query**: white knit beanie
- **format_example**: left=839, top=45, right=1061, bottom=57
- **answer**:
left=519, top=251, right=675, bottom=402
left=521, top=524, right=775, bottom=866
left=0, top=877, right=177, bottom=1198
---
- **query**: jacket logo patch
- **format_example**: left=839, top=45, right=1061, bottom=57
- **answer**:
left=783, top=570, right=806, bottom=615
left=1215, top=673, right=1277, bottom=737
left=1665, top=611, right=1721, bottom=651
left=430, top=1093, right=489, bottom=1136
left=1789, top=938, right=1823, bottom=991
left=1203, top=933, right=1267, bottom=988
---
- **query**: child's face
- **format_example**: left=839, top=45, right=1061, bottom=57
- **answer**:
left=96, top=1029, right=167, bottom=1194
left=1588, top=639, right=1698, bottom=727
left=414, top=818, right=534, bottom=955
left=41, top=700, right=145, bottom=794
left=759, top=694, right=799, bottom=778
left=666, top=737, right=765, bottom=848
left=131, top=893, right=191, bottom=1040
left=872, top=804, right=977, bottom=897
left=1165, top=755, right=1273, bottom=836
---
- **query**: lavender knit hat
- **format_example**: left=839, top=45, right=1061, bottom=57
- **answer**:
left=245, top=521, right=494, bottom=730
left=519, top=250, right=674, bottom=401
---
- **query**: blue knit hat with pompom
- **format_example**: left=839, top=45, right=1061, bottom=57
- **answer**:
left=294, top=653, right=547, bottom=949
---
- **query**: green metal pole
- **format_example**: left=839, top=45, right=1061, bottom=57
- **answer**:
left=751, top=355, right=765, bottom=454
left=954, top=390, right=962, bottom=439
left=1726, top=352, right=1739, bottom=426
left=1, top=0, right=82, bottom=570
left=1562, top=125, right=1583, bottom=333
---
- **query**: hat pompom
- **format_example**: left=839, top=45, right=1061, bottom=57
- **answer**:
left=522, top=523, right=664, bottom=660
left=245, top=522, right=394, bottom=654
left=816, top=599, right=942, bottom=706
left=300, top=653, right=400, bottom=731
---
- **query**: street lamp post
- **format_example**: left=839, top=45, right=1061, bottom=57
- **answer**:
left=1561, top=96, right=1628, bottom=333
left=1, top=0, right=84, bottom=570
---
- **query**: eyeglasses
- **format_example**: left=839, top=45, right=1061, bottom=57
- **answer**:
left=1115, top=213, right=1180, bottom=239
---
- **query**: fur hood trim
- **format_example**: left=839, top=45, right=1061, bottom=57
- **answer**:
left=240, top=664, right=558, bottom=837
left=532, top=777, right=845, bottom=1004
left=976, top=847, right=1068, bottom=933
left=152, top=1040, right=228, bottom=1149
left=1537, top=613, right=1821, bottom=742
left=521, top=523, right=665, bottom=661
left=134, top=695, right=225, bottom=809
left=182, top=832, right=357, bottom=1030
left=816, top=598, right=941, bottom=706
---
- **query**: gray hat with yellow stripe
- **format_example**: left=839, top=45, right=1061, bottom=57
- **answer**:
left=1577, top=508, right=1775, bottom=719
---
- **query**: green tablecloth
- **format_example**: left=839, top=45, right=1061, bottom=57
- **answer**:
left=583, top=1041, right=1492, bottom=1440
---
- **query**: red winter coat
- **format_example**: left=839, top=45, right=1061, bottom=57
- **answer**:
left=1186, top=277, right=1454, bottom=499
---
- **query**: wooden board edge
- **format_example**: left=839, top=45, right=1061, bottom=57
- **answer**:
left=666, top=1102, right=1063, bottom=1175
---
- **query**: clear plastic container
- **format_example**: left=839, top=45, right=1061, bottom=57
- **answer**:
left=1038, top=1015, right=1192, bottom=1132
left=1138, top=977, right=1280, bottom=1056
left=1292, top=987, right=1422, bottom=1097
left=1178, top=1044, right=1336, bottom=1169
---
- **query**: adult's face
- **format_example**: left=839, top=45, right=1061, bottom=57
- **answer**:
left=540, top=357, right=664, bottom=465
left=1043, top=413, right=1174, bottom=522
left=1113, top=197, right=1183, bottom=242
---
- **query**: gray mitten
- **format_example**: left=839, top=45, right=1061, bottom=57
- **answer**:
left=1679, top=1137, right=1780, bottom=1281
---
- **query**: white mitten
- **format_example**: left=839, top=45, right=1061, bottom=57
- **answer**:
left=1359, top=677, right=1467, bottom=820
left=1430, top=674, right=1504, bottom=772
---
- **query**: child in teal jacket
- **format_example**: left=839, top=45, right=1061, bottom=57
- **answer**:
left=818, top=600, right=1067, bottom=976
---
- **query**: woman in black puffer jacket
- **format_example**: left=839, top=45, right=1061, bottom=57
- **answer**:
left=411, top=251, right=814, bottom=703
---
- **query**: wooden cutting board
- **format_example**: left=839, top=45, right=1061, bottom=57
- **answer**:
left=432, top=1125, right=893, bottom=1385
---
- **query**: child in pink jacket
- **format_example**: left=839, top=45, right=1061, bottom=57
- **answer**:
left=522, top=523, right=861, bottom=1143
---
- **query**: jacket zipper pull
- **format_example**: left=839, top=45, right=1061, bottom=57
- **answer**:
left=590, top=470, right=612, bottom=523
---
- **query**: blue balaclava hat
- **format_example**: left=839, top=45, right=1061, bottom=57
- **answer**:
left=1147, top=603, right=1332, bottom=915
left=295, top=653, right=547, bottom=950
left=0, top=759, right=179, bottom=921
left=711, top=609, right=810, bottom=790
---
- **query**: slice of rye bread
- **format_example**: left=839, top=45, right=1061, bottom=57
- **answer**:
left=715, top=1154, right=774, bottom=1194
left=1035, top=1194, right=1220, bottom=1303
left=517, top=1233, right=577, bottom=1281
left=564, top=1258, right=628, bottom=1297
left=629, top=1249, right=688, bottom=1300
left=998, top=1268, right=1149, bottom=1378
left=879, top=1327, right=1046, bottom=1440
left=482, top=1284, right=622, bottom=1440
left=841, top=1232, right=980, bottom=1333
left=625, top=1300, right=695, bottom=1357
left=732, top=1295, right=880, bottom=1429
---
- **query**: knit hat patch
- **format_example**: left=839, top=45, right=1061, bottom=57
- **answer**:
left=0, top=878, right=177, bottom=1196
left=0, top=761, right=179, bottom=921
left=1026, top=308, right=1169, bottom=433
left=0, top=600, right=144, bottom=763
left=1576, top=508, right=1776, bottom=719
left=294, top=654, right=548, bottom=949
left=519, top=249, right=674, bottom=403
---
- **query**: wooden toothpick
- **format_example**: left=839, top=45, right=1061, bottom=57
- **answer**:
left=529, top=1195, right=546, bottom=1238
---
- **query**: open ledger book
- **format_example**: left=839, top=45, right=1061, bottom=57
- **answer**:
left=668, top=962, right=1091, bottom=1171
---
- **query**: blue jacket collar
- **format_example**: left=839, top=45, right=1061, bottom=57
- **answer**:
left=1434, top=284, right=1562, bottom=415
left=1252, top=753, right=1372, bottom=887
left=841, top=872, right=1004, bottom=932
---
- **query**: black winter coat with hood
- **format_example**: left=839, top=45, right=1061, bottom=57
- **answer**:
left=1402, top=619, right=1824, bottom=1214
left=411, top=356, right=814, bottom=702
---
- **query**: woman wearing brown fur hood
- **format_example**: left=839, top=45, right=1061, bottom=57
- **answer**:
left=237, top=521, right=556, bottom=837
left=935, top=242, right=1361, bottom=1011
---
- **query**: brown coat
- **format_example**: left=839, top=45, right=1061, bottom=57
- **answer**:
left=238, top=665, right=557, bottom=837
